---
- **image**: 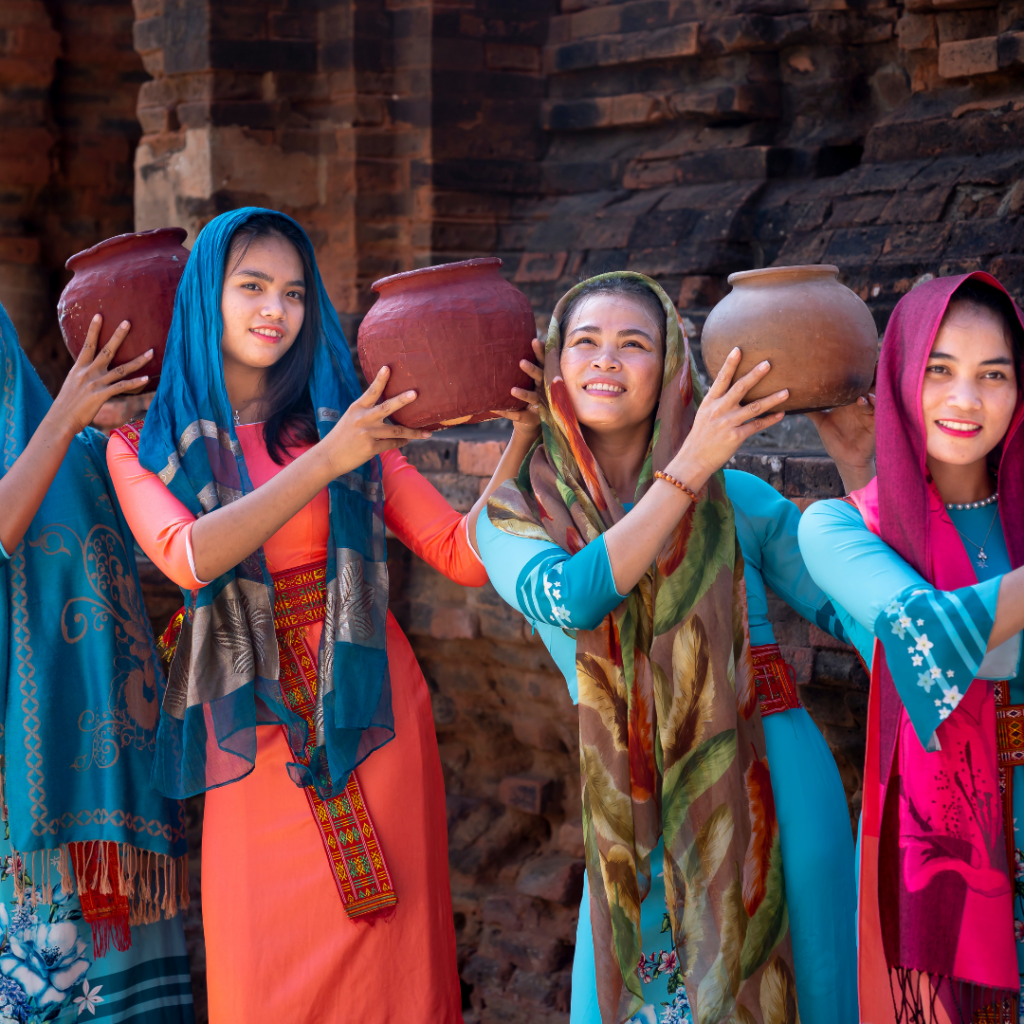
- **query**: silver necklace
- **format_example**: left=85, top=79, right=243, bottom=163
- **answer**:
left=950, top=504, right=999, bottom=568
left=945, top=491, right=999, bottom=511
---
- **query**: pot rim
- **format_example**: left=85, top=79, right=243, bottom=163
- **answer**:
left=65, top=227, right=189, bottom=271
left=371, top=257, right=503, bottom=294
left=726, top=264, right=840, bottom=286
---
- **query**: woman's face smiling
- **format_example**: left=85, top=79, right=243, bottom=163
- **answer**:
left=923, top=303, right=1018, bottom=469
left=220, top=234, right=306, bottom=374
left=559, top=293, right=664, bottom=436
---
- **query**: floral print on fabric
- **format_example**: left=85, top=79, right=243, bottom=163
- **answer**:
left=0, top=856, right=93, bottom=1023
left=875, top=582, right=993, bottom=747
left=631, top=946, right=693, bottom=1023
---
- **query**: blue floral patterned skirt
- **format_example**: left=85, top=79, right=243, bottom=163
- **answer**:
left=0, top=838, right=194, bottom=1024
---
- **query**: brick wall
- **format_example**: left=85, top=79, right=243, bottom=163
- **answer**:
left=0, top=0, right=144, bottom=391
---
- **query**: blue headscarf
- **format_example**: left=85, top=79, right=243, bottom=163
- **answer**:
left=0, top=302, right=186, bottom=885
left=139, top=208, right=392, bottom=800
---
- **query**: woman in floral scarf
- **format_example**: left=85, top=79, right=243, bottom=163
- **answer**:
left=479, top=272, right=812, bottom=1024
left=800, top=272, right=1024, bottom=1021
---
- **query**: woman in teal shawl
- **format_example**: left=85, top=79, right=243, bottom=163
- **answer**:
left=106, top=207, right=542, bottom=1022
left=0, top=305, right=193, bottom=1023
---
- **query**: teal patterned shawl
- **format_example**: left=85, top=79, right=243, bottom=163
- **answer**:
left=138, top=208, right=392, bottom=800
left=0, top=302, right=186, bottom=874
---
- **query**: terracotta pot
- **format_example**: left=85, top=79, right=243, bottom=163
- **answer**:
left=58, top=227, right=189, bottom=393
left=700, top=264, right=878, bottom=413
left=357, top=258, right=536, bottom=431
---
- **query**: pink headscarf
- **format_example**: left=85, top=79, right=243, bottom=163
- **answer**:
left=850, top=272, right=1024, bottom=1016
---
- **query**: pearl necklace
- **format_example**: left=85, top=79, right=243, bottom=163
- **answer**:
left=945, top=492, right=999, bottom=511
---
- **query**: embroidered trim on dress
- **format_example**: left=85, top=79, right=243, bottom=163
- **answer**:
left=750, top=643, right=802, bottom=717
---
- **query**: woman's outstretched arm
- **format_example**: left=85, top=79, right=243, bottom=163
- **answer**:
left=0, top=314, right=151, bottom=555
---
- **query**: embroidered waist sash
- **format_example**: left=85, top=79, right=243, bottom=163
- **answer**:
left=161, top=559, right=397, bottom=920
left=995, top=679, right=1024, bottom=876
left=750, top=643, right=802, bottom=717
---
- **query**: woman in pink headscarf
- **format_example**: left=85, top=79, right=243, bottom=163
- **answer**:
left=799, top=273, right=1024, bottom=1022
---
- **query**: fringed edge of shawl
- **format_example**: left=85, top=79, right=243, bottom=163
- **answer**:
left=890, top=966, right=1019, bottom=1023
left=10, top=842, right=190, bottom=926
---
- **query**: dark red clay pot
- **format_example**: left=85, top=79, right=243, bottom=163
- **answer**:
left=701, top=264, right=878, bottom=413
left=357, top=258, right=536, bottom=431
left=58, top=227, right=189, bottom=393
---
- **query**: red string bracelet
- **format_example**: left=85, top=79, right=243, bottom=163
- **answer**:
left=654, top=470, right=699, bottom=503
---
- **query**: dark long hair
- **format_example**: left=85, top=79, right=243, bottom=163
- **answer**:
left=225, top=212, right=321, bottom=464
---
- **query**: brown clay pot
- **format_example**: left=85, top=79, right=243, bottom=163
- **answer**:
left=700, top=264, right=878, bottom=413
left=357, top=258, right=536, bottom=431
left=58, top=227, right=189, bottom=393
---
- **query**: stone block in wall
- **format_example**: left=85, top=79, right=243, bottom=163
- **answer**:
left=782, top=457, right=843, bottom=499
left=544, top=23, right=700, bottom=75
left=499, top=773, right=556, bottom=815
left=779, top=645, right=814, bottom=684
left=938, top=35, right=999, bottom=76
left=459, top=439, right=506, bottom=476
left=814, top=649, right=870, bottom=691
left=557, top=822, right=585, bottom=858
left=899, top=12, right=938, bottom=49
left=516, top=854, right=585, bottom=906
left=430, top=606, right=480, bottom=640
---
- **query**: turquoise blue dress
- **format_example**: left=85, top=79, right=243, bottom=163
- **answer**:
left=798, top=498, right=1024, bottom=1003
left=479, top=470, right=857, bottom=1024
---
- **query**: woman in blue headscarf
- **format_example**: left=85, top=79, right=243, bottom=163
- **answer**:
left=106, top=208, right=543, bottom=1023
left=0, top=306, right=194, bottom=1023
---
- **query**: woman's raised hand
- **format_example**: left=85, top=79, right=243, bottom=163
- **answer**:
left=319, top=366, right=430, bottom=478
left=668, top=347, right=787, bottom=489
left=806, top=394, right=876, bottom=492
left=50, top=314, right=153, bottom=436
left=493, top=337, right=544, bottom=442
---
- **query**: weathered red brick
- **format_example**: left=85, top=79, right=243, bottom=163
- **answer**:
left=898, top=12, right=937, bottom=49
left=498, top=774, right=555, bottom=816
left=516, top=855, right=584, bottom=905
left=938, top=35, right=998, bottom=76
left=430, top=606, right=479, bottom=640
left=514, top=252, right=568, bottom=283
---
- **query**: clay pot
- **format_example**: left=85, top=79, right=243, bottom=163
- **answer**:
left=58, top=227, right=189, bottom=393
left=357, top=258, right=535, bottom=431
left=700, top=264, right=878, bottom=413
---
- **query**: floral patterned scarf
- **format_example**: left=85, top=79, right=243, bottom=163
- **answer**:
left=488, top=273, right=797, bottom=1024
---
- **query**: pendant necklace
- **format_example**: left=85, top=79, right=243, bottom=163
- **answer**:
left=948, top=499, right=1000, bottom=569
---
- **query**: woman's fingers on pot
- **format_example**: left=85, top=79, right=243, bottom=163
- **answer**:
left=739, top=410, right=785, bottom=439
left=707, top=347, right=743, bottom=398
left=520, top=358, right=544, bottom=382
left=97, top=320, right=131, bottom=367
left=725, top=358, right=773, bottom=402
left=358, top=366, right=391, bottom=406
left=511, top=387, right=539, bottom=404
left=375, top=389, right=417, bottom=420
left=103, top=348, right=153, bottom=383
left=112, top=375, right=150, bottom=395
left=78, top=314, right=103, bottom=363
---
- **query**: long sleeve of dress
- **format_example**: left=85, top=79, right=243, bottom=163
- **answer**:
left=724, top=469, right=849, bottom=646
left=106, top=432, right=205, bottom=590
left=381, top=448, right=489, bottom=588
left=799, top=498, right=1005, bottom=747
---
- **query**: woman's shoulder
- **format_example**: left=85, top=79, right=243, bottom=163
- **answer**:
left=800, top=496, right=865, bottom=529
left=723, top=467, right=786, bottom=506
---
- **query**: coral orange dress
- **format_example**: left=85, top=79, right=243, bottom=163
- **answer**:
left=107, top=425, right=488, bottom=1024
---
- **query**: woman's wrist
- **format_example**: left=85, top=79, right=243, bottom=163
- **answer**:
left=663, top=454, right=712, bottom=495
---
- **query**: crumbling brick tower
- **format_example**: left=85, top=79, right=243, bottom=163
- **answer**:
left=0, top=1, right=1022, bottom=1021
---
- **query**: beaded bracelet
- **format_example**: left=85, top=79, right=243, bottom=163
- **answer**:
left=654, top=470, right=699, bottom=503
